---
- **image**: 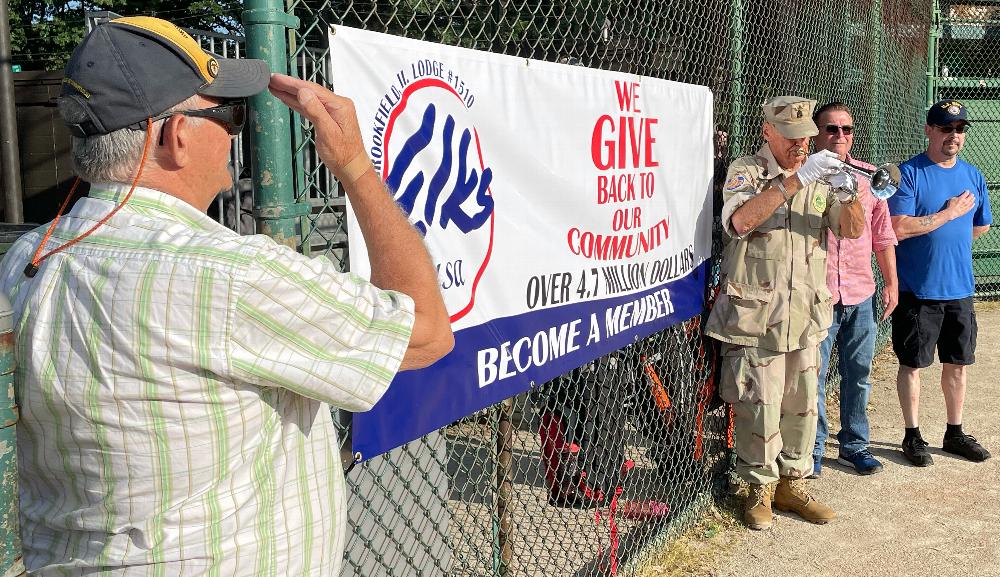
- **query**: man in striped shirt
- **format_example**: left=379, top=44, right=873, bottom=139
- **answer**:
left=0, top=17, right=453, bottom=576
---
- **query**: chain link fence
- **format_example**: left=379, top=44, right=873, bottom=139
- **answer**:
left=260, top=1, right=938, bottom=575
left=932, top=0, right=1000, bottom=297
left=21, top=0, right=1000, bottom=573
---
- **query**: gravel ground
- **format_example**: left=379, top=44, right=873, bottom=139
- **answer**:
left=708, top=302, right=1000, bottom=577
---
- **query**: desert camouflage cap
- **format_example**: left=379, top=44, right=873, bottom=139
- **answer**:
left=763, top=95, right=819, bottom=139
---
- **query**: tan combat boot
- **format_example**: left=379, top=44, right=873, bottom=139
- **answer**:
left=743, top=483, right=773, bottom=530
left=773, top=477, right=835, bottom=524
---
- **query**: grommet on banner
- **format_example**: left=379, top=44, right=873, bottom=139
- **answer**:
left=345, top=451, right=363, bottom=475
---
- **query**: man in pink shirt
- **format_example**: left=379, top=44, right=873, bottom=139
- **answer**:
left=810, top=102, right=899, bottom=476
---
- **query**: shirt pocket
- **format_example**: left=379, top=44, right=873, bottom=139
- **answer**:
left=719, top=280, right=774, bottom=338
left=758, top=205, right=787, bottom=230
left=745, top=226, right=787, bottom=261
left=808, top=285, right=834, bottom=336
left=805, top=212, right=829, bottom=286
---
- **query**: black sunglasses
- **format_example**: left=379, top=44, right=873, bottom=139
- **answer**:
left=174, top=100, right=247, bottom=135
left=822, top=124, right=854, bottom=135
left=148, top=100, right=247, bottom=144
left=935, top=123, right=969, bottom=134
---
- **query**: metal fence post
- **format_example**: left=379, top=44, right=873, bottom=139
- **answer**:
left=728, top=0, right=745, bottom=159
left=0, top=0, right=24, bottom=224
left=870, top=0, right=886, bottom=163
left=286, top=4, right=310, bottom=257
left=926, top=1, right=941, bottom=108
left=0, top=293, right=24, bottom=576
left=243, top=0, right=304, bottom=249
left=494, top=400, right=514, bottom=577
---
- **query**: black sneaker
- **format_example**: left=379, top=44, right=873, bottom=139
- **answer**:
left=902, top=436, right=933, bottom=467
left=943, top=433, right=992, bottom=462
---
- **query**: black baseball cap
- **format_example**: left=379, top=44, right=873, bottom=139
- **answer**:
left=60, top=16, right=270, bottom=137
left=926, top=99, right=970, bottom=126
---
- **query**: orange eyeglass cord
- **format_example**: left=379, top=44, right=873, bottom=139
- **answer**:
left=25, top=118, right=155, bottom=278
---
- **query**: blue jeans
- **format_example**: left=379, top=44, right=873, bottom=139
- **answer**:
left=814, top=296, right=877, bottom=459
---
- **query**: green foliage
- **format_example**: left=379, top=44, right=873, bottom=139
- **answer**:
left=9, top=0, right=246, bottom=71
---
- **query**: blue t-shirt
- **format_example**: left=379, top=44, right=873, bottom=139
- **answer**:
left=888, top=153, right=992, bottom=300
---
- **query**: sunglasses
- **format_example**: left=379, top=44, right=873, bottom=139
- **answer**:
left=822, top=124, right=854, bottom=135
left=934, top=123, right=969, bottom=134
left=148, top=100, right=248, bottom=144
left=175, top=100, right=247, bottom=135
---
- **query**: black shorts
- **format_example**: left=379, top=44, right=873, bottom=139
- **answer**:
left=891, top=291, right=977, bottom=369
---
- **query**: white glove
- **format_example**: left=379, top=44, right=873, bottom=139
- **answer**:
left=796, top=150, right=843, bottom=187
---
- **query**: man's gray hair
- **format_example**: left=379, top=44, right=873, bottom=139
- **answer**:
left=59, top=95, right=204, bottom=183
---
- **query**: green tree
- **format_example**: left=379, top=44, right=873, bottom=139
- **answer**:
left=9, top=0, right=245, bottom=71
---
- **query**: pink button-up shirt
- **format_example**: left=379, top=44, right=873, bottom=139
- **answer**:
left=826, top=155, right=898, bottom=306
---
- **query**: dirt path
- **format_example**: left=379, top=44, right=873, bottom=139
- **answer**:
left=707, top=302, right=1000, bottom=577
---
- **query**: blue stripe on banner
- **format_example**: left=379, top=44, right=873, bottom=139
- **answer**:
left=353, top=259, right=710, bottom=459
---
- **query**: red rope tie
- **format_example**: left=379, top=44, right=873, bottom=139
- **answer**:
left=607, top=486, right=623, bottom=576
left=727, top=403, right=736, bottom=449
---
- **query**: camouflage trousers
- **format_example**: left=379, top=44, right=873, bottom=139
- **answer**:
left=720, top=343, right=820, bottom=485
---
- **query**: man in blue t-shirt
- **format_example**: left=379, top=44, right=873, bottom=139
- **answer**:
left=888, top=99, right=992, bottom=467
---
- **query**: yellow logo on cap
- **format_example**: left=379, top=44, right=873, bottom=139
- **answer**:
left=110, top=16, right=217, bottom=84
left=207, top=58, right=219, bottom=78
left=62, top=78, right=92, bottom=99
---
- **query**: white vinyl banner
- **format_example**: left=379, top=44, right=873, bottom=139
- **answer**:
left=333, top=26, right=714, bottom=459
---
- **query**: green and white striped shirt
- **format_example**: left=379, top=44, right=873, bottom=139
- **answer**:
left=0, top=184, right=414, bottom=576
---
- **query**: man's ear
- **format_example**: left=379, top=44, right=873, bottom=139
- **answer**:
left=157, top=115, right=193, bottom=169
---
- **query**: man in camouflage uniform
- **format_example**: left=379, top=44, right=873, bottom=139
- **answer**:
left=705, top=96, right=865, bottom=530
